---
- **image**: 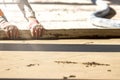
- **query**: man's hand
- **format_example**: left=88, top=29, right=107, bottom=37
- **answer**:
left=30, top=24, right=45, bottom=39
left=29, top=18, right=45, bottom=39
left=4, top=24, right=19, bottom=39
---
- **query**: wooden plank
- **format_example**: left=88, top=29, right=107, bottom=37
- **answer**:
left=1, top=29, right=120, bottom=39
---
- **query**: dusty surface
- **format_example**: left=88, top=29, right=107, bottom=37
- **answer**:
left=0, top=51, right=119, bottom=79
left=0, top=0, right=120, bottom=79
left=0, top=39, right=120, bottom=79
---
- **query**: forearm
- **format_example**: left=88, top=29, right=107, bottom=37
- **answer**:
left=0, top=9, right=8, bottom=29
left=16, top=0, right=36, bottom=20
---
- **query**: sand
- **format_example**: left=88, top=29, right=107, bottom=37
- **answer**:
left=0, top=39, right=120, bottom=79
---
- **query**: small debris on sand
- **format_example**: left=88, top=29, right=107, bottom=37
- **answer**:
left=82, top=62, right=110, bottom=67
left=54, top=61, right=78, bottom=64
left=27, top=64, right=35, bottom=67
left=63, top=76, right=68, bottom=80
left=69, top=75, right=76, bottom=78
left=107, top=69, right=111, bottom=72
left=5, top=68, right=10, bottom=71
left=27, top=64, right=39, bottom=67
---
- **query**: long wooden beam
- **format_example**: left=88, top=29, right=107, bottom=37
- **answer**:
left=1, top=29, right=120, bottom=39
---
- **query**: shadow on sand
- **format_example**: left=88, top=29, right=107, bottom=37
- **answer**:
left=0, top=43, right=120, bottom=52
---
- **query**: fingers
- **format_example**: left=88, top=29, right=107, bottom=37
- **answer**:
left=30, top=25, right=45, bottom=39
left=3, top=23, right=45, bottom=39
left=4, top=25, right=19, bottom=39
left=32, top=27, right=43, bottom=39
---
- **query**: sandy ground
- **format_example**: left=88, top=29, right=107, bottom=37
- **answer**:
left=0, top=39, right=120, bottom=79
left=0, top=0, right=120, bottom=79
left=0, top=51, right=120, bottom=79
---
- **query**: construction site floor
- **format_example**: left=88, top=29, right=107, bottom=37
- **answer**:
left=0, top=0, right=120, bottom=80
left=0, top=0, right=120, bottom=39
